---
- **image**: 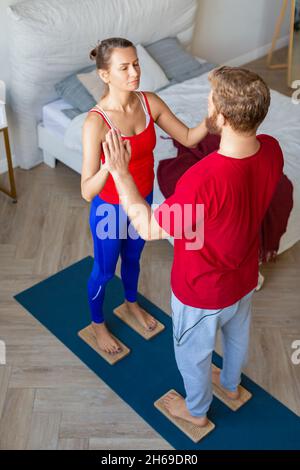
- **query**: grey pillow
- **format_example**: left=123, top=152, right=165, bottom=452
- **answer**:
left=145, top=37, right=216, bottom=83
left=61, top=108, right=82, bottom=120
left=55, top=65, right=96, bottom=112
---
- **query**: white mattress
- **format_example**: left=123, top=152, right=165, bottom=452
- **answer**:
left=42, top=98, right=73, bottom=137
left=42, top=72, right=300, bottom=255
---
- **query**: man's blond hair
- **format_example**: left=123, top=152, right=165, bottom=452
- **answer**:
left=208, top=66, right=271, bottom=133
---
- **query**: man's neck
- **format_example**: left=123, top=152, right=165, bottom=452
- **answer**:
left=218, top=128, right=260, bottom=159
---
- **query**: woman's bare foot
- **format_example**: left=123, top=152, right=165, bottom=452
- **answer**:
left=212, top=368, right=240, bottom=400
left=92, top=322, right=122, bottom=355
left=163, top=392, right=209, bottom=427
left=125, top=300, right=157, bottom=331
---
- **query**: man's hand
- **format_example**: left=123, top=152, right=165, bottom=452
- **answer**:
left=101, top=128, right=169, bottom=242
left=103, top=128, right=131, bottom=178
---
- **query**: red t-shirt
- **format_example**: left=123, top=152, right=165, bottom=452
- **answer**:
left=154, top=134, right=284, bottom=309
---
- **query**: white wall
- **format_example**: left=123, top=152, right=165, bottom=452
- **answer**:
left=0, top=0, right=293, bottom=174
left=0, top=0, right=20, bottom=174
left=192, top=0, right=291, bottom=64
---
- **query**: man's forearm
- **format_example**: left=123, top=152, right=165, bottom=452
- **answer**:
left=113, top=172, right=152, bottom=240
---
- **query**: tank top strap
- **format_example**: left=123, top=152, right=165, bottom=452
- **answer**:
left=89, top=106, right=114, bottom=129
left=139, top=91, right=153, bottom=119
left=135, top=91, right=148, bottom=116
left=90, top=93, right=153, bottom=132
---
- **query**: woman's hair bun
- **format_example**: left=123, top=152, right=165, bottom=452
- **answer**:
left=89, top=47, right=97, bottom=61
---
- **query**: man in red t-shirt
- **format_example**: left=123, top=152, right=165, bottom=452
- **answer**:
left=102, top=66, right=283, bottom=429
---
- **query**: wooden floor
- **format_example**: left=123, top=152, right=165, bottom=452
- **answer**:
left=0, top=47, right=299, bottom=450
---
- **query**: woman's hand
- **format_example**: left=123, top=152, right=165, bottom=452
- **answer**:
left=102, top=128, right=131, bottom=177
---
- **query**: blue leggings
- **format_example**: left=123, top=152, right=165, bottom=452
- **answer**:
left=87, top=191, right=153, bottom=323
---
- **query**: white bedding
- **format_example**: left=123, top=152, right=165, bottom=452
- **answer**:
left=60, top=72, right=300, bottom=255
left=42, top=99, right=73, bottom=137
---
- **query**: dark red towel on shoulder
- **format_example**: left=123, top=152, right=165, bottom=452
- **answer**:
left=157, top=134, right=220, bottom=198
left=157, top=134, right=293, bottom=262
left=259, top=174, right=293, bottom=262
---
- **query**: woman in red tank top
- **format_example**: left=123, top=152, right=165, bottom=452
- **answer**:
left=81, top=38, right=208, bottom=356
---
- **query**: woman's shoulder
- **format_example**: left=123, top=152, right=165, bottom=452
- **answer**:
left=83, top=107, right=108, bottom=139
left=140, top=91, right=165, bottom=121
left=141, top=91, right=157, bottom=104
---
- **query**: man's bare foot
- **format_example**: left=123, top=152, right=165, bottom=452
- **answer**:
left=255, top=271, right=265, bottom=291
left=125, top=300, right=157, bottom=331
left=92, top=322, right=122, bottom=355
left=163, top=392, right=209, bottom=427
left=212, top=368, right=240, bottom=400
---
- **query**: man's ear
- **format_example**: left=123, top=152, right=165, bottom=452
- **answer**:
left=217, top=113, right=226, bottom=128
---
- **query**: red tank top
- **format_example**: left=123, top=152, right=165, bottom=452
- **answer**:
left=89, top=91, right=156, bottom=204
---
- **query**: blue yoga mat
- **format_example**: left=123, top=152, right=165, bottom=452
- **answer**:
left=14, top=256, right=300, bottom=450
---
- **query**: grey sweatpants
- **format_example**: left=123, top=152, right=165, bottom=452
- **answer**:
left=171, top=288, right=255, bottom=417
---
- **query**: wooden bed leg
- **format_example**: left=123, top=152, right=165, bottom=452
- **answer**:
left=43, top=150, right=56, bottom=168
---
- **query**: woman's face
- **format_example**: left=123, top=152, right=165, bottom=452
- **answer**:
left=101, top=47, right=141, bottom=92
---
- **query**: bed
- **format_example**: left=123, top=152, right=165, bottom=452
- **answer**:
left=7, top=0, right=300, bottom=256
